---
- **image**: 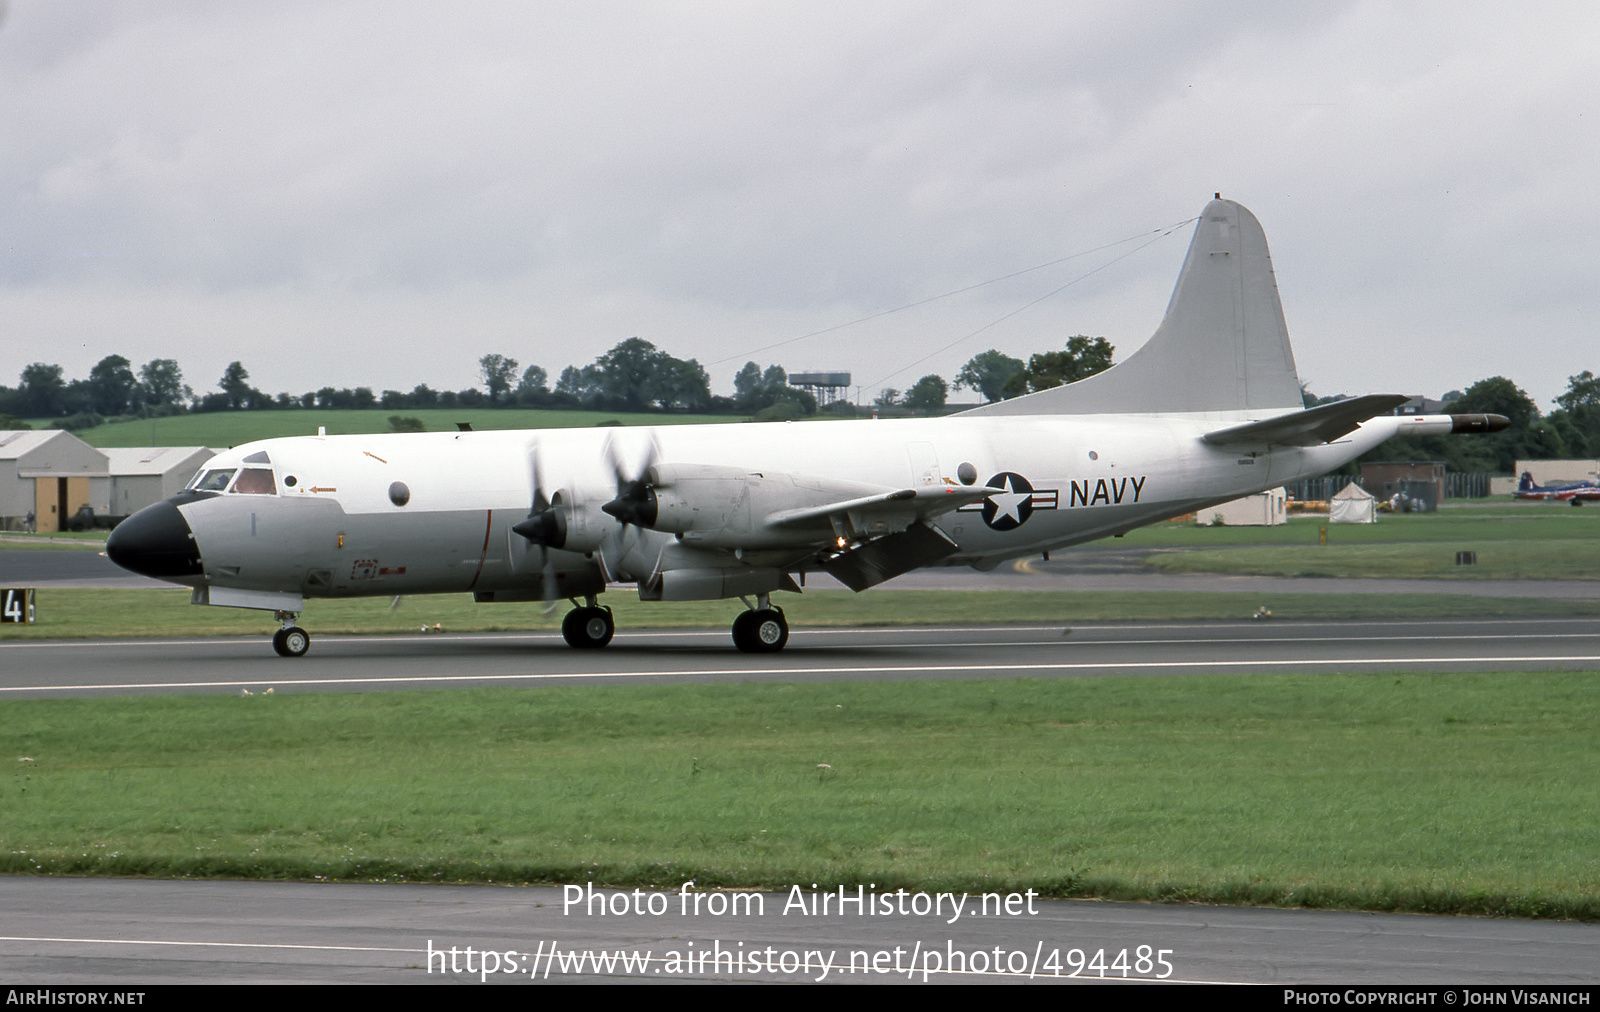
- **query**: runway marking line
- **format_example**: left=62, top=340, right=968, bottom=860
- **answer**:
left=6, top=628, right=1600, bottom=654
left=5, top=655, right=1600, bottom=694
left=5, top=615, right=1596, bottom=652
left=0, top=934, right=409, bottom=954
left=0, top=934, right=1222, bottom=983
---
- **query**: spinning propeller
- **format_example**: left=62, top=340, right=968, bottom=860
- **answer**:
left=600, top=432, right=662, bottom=533
left=511, top=443, right=564, bottom=611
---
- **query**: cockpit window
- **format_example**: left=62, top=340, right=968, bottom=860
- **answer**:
left=194, top=469, right=236, bottom=491
left=231, top=468, right=277, bottom=495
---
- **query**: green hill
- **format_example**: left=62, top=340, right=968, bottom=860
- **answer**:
left=63, top=408, right=739, bottom=449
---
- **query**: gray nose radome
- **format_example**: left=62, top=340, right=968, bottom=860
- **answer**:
left=106, top=500, right=203, bottom=579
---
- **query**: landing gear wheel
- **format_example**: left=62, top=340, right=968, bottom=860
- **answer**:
left=272, top=627, right=310, bottom=658
left=562, top=606, right=614, bottom=649
left=732, top=608, right=788, bottom=653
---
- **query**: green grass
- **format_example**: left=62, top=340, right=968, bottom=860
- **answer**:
left=0, top=533, right=107, bottom=550
left=6, top=587, right=1600, bottom=642
left=1148, top=539, right=1600, bottom=580
left=1109, top=504, right=1600, bottom=580
left=73, top=408, right=741, bottom=448
left=4, top=673, right=1597, bottom=918
left=1120, top=505, right=1600, bottom=548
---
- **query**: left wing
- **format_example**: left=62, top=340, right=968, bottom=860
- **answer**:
left=627, top=464, right=1004, bottom=598
left=645, top=462, right=1000, bottom=549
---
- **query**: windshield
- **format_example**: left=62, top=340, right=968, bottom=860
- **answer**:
left=193, top=469, right=236, bottom=492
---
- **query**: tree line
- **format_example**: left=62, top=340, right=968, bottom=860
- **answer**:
left=1339, top=373, right=1600, bottom=475
left=2, top=336, right=1595, bottom=475
left=0, top=333, right=1111, bottom=430
left=0, top=339, right=796, bottom=428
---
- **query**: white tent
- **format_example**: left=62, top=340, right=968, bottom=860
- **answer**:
left=1329, top=482, right=1376, bottom=524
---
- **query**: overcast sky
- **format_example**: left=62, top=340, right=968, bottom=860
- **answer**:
left=3, top=1, right=1595, bottom=409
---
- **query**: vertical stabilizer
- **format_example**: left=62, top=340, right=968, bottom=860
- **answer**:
left=965, top=198, right=1304, bottom=416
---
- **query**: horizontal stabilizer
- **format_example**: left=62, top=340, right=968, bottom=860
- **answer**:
left=1202, top=394, right=1412, bottom=447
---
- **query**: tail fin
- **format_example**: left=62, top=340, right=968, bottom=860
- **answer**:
left=965, top=197, right=1305, bottom=416
left=1519, top=472, right=1535, bottom=492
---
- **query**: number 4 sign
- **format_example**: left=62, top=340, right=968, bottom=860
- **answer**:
left=1, top=588, right=36, bottom=624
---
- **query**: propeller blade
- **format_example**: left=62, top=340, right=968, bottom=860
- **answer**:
left=512, top=510, right=565, bottom=546
left=600, top=431, right=663, bottom=531
left=513, top=440, right=568, bottom=548
left=541, top=550, right=560, bottom=615
left=600, top=479, right=658, bottom=527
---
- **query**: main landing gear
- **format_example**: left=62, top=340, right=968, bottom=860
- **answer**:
left=271, top=611, right=310, bottom=658
left=731, top=594, right=788, bottom=654
left=562, top=599, right=615, bottom=649
left=552, top=594, right=791, bottom=653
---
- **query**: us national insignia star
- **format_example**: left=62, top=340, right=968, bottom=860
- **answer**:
left=981, top=472, right=1035, bottom=530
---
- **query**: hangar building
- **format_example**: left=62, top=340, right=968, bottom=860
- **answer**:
left=1, top=431, right=215, bottom=532
left=0, top=430, right=107, bottom=533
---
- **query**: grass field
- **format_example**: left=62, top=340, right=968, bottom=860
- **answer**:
left=1127, top=505, right=1600, bottom=580
left=0, top=533, right=106, bottom=551
left=1121, top=503, right=1600, bottom=548
left=4, top=673, right=1596, bottom=918
left=1146, top=539, right=1600, bottom=580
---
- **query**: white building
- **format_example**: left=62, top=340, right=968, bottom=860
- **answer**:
left=0, top=430, right=107, bottom=532
left=1195, top=487, right=1288, bottom=526
left=95, top=447, right=216, bottom=521
left=1, top=430, right=216, bottom=531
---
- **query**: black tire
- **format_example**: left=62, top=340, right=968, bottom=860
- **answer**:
left=273, top=627, right=310, bottom=658
left=732, top=608, right=787, bottom=653
left=562, top=606, right=614, bottom=649
left=731, top=610, right=757, bottom=652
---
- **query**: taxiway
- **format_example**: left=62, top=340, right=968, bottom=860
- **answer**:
left=2, top=617, right=1598, bottom=698
left=4, top=878, right=1597, bottom=984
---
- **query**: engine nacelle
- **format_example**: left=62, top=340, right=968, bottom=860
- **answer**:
left=647, top=464, right=754, bottom=536
left=553, top=491, right=610, bottom=555
left=646, top=463, right=900, bottom=550
left=514, top=489, right=610, bottom=556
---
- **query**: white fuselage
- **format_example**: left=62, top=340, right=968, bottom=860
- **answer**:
left=160, top=410, right=1413, bottom=607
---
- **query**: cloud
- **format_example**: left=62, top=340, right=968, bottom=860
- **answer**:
left=2, top=1, right=1596, bottom=406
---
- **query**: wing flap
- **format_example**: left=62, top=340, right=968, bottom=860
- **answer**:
left=822, top=522, right=960, bottom=592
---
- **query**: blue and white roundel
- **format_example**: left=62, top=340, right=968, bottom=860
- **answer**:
left=981, top=472, right=1035, bottom=531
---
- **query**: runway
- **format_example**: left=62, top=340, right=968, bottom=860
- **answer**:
left=4, top=878, right=1597, bottom=984
left=3, top=617, right=1599, bottom=698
